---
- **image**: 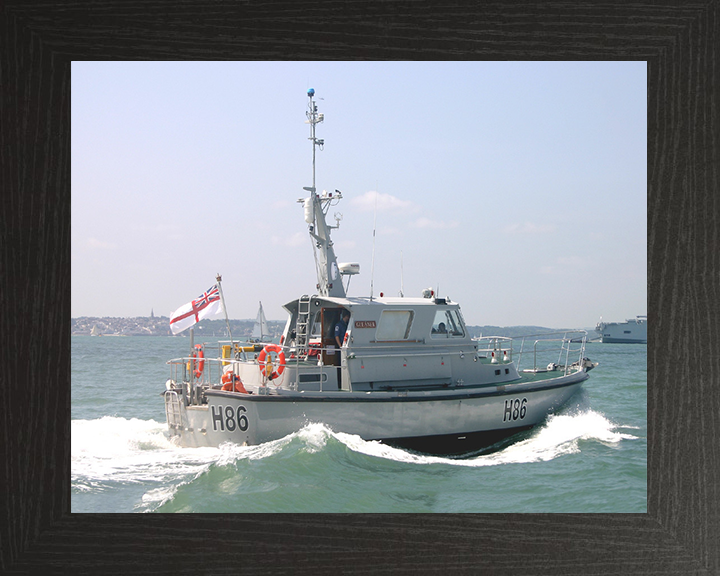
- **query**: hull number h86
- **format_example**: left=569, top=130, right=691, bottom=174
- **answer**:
left=211, top=405, right=249, bottom=432
left=503, top=398, right=528, bottom=422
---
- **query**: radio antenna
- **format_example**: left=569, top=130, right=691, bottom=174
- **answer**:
left=399, top=251, right=404, bottom=297
left=369, top=190, right=378, bottom=301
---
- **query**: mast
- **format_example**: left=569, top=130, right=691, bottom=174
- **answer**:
left=215, top=273, right=235, bottom=347
left=252, top=301, right=268, bottom=340
left=300, top=88, right=346, bottom=298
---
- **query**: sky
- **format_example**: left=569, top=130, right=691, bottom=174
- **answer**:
left=71, top=61, right=646, bottom=328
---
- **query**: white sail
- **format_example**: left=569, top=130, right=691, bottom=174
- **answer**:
left=251, top=302, right=269, bottom=340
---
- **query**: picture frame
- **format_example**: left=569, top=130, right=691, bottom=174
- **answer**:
left=2, top=2, right=713, bottom=573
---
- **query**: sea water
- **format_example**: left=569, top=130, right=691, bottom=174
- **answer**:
left=71, top=336, right=646, bottom=513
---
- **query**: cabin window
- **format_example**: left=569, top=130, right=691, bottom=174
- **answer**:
left=376, top=310, right=414, bottom=340
left=310, top=314, right=321, bottom=337
left=431, top=309, right=465, bottom=338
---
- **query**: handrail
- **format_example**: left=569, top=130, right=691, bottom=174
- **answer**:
left=369, top=339, right=425, bottom=344
left=354, top=341, right=479, bottom=350
left=512, top=330, right=588, bottom=374
left=192, top=342, right=338, bottom=393
left=170, top=330, right=589, bottom=395
left=349, top=350, right=469, bottom=360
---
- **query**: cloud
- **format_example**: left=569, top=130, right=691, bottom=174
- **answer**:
left=413, top=217, right=459, bottom=230
left=504, top=222, right=556, bottom=235
left=350, top=191, right=417, bottom=213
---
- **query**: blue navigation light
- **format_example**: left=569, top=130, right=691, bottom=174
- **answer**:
left=307, top=88, right=315, bottom=97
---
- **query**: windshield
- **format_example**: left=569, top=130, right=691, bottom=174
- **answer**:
left=430, top=309, right=465, bottom=338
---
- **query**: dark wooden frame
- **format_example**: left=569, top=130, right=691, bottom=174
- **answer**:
left=2, top=2, right=717, bottom=574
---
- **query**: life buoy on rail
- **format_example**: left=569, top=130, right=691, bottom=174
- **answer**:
left=221, top=371, right=248, bottom=393
left=192, top=345, right=204, bottom=378
left=257, top=344, right=286, bottom=381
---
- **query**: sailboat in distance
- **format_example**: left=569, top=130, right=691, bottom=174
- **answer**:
left=250, top=301, right=270, bottom=342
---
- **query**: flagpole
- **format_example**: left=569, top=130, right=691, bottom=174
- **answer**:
left=215, top=273, right=235, bottom=348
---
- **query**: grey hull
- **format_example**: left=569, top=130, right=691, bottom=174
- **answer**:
left=165, top=370, right=587, bottom=453
left=600, top=337, right=646, bottom=344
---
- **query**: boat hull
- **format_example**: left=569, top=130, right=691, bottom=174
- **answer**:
left=383, top=425, right=535, bottom=455
left=599, top=337, right=646, bottom=344
left=165, top=370, right=587, bottom=454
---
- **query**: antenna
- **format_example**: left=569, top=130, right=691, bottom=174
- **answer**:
left=215, top=273, right=235, bottom=347
left=399, top=251, right=404, bottom=297
left=369, top=190, right=378, bottom=301
left=300, top=89, right=345, bottom=298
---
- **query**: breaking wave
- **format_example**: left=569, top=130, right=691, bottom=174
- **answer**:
left=72, top=408, right=637, bottom=512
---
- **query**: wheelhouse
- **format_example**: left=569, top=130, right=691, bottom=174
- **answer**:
left=281, top=295, right=473, bottom=351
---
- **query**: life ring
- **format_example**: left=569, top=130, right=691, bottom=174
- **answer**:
left=192, top=345, right=204, bottom=378
left=221, top=371, right=248, bottom=393
left=257, top=344, right=286, bottom=380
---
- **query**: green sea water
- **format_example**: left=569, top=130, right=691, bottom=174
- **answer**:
left=71, top=336, right=646, bottom=513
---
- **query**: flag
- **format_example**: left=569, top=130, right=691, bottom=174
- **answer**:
left=169, top=284, right=223, bottom=334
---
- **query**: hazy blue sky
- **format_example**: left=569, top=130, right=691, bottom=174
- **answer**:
left=72, top=61, right=646, bottom=328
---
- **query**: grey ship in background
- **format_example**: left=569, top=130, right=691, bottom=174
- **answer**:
left=595, top=315, right=647, bottom=344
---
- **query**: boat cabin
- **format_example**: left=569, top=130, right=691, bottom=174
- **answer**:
left=275, top=294, right=517, bottom=393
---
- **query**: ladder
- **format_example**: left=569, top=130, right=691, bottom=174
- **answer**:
left=295, top=295, right=311, bottom=356
left=164, top=391, right=184, bottom=432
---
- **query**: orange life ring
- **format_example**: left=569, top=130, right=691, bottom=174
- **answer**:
left=221, top=372, right=248, bottom=393
left=257, top=344, right=286, bottom=380
left=192, top=345, right=204, bottom=378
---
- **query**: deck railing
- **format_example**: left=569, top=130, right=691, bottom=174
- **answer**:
left=168, top=331, right=590, bottom=401
left=472, top=336, right=514, bottom=364
left=512, top=330, right=588, bottom=375
left=167, top=341, right=338, bottom=393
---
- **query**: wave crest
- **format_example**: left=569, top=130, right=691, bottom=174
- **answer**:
left=72, top=410, right=637, bottom=510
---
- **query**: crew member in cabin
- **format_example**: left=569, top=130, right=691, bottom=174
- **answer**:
left=334, top=310, right=350, bottom=349
left=333, top=310, right=350, bottom=388
left=432, top=322, right=447, bottom=335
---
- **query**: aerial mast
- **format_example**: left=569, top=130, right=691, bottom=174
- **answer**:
left=299, top=89, right=346, bottom=298
left=308, top=88, right=321, bottom=193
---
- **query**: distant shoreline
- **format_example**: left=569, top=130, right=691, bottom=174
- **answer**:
left=72, top=316, right=285, bottom=337
left=72, top=316, right=591, bottom=339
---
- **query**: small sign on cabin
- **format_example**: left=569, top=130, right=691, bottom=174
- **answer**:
left=354, top=320, right=377, bottom=329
